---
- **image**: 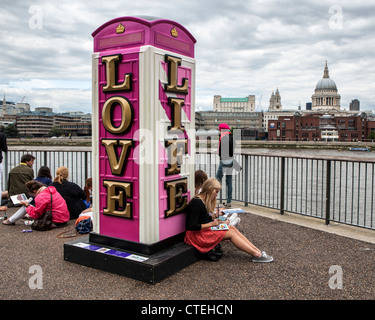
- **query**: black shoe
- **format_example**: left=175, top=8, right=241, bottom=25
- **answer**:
left=214, top=243, right=223, bottom=257
left=201, top=249, right=221, bottom=261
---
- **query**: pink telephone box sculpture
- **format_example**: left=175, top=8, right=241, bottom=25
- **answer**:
left=91, top=16, right=196, bottom=245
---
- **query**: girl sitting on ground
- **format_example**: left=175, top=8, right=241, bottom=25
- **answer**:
left=49, top=167, right=86, bottom=220
left=2, top=180, right=69, bottom=228
left=195, top=170, right=240, bottom=227
left=82, top=177, right=92, bottom=209
left=34, top=166, right=53, bottom=186
left=195, top=170, right=208, bottom=195
left=184, top=178, right=273, bottom=263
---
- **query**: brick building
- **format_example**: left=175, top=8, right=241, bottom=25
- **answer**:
left=268, top=112, right=373, bottom=142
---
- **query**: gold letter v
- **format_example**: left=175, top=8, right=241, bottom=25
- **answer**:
left=101, top=139, right=133, bottom=176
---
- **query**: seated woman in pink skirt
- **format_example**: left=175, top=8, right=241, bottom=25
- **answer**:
left=184, top=178, right=273, bottom=263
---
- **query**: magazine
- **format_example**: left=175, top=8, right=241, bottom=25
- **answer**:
left=211, top=223, right=229, bottom=231
left=222, top=209, right=245, bottom=219
left=222, top=208, right=245, bottom=214
left=10, top=193, right=31, bottom=205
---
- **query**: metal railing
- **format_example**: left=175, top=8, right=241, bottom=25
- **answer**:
left=3, top=146, right=92, bottom=191
left=195, top=151, right=375, bottom=231
left=3, top=146, right=374, bottom=231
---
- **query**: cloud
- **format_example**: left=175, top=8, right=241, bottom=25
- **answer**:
left=0, top=0, right=374, bottom=113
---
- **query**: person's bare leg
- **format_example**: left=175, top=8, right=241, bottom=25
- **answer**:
left=223, top=228, right=261, bottom=257
left=228, top=226, right=260, bottom=253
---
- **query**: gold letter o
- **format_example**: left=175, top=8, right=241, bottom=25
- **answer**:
left=102, top=96, right=133, bottom=134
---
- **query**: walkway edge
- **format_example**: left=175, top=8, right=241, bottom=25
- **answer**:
left=235, top=202, right=375, bottom=245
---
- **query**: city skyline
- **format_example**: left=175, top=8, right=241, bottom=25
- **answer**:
left=1, top=1, right=375, bottom=114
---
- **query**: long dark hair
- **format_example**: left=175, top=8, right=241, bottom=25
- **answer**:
left=84, top=178, right=92, bottom=202
left=37, top=166, right=52, bottom=179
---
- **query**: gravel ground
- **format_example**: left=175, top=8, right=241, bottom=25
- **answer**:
left=1, top=205, right=374, bottom=301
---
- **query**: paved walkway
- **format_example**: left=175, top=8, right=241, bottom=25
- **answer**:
left=1, top=202, right=374, bottom=301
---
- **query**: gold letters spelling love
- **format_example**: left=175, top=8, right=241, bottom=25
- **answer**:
left=100, top=54, right=189, bottom=219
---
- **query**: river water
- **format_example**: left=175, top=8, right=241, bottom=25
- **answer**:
left=241, top=147, right=374, bottom=161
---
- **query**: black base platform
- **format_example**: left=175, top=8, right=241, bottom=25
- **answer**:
left=63, top=232, right=199, bottom=284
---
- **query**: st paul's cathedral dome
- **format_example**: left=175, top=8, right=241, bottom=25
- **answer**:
left=311, top=61, right=341, bottom=110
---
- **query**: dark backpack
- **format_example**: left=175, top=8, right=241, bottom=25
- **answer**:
left=75, top=216, right=93, bottom=234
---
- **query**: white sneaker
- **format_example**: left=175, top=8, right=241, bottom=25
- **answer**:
left=229, top=217, right=240, bottom=227
left=229, top=212, right=238, bottom=220
left=252, top=251, right=273, bottom=263
left=227, top=213, right=238, bottom=226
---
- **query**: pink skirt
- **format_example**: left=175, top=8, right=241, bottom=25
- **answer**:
left=184, top=228, right=226, bottom=253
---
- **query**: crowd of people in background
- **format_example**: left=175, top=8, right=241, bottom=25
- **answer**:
left=1, top=152, right=92, bottom=230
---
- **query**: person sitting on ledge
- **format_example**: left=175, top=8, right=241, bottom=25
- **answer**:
left=2, top=180, right=69, bottom=227
left=184, top=178, right=273, bottom=263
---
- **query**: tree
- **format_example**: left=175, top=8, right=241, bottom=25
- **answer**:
left=4, top=124, right=19, bottom=138
left=368, top=130, right=375, bottom=141
left=48, top=126, right=63, bottom=137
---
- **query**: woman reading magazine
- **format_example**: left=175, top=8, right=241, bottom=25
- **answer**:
left=184, top=178, right=273, bottom=263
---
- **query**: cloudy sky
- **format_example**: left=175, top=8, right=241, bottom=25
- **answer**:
left=1, top=0, right=375, bottom=114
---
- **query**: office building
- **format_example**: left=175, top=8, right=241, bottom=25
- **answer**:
left=349, top=99, right=360, bottom=111
left=213, top=95, right=255, bottom=112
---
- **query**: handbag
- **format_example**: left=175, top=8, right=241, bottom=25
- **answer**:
left=233, top=159, right=242, bottom=172
left=221, top=159, right=234, bottom=166
left=31, top=189, right=53, bottom=231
